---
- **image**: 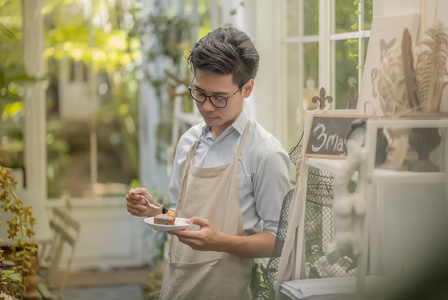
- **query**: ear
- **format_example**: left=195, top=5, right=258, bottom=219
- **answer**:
left=242, top=79, right=255, bottom=98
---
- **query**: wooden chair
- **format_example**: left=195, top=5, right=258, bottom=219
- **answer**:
left=37, top=207, right=81, bottom=299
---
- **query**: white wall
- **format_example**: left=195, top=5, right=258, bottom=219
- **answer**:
left=374, top=0, right=448, bottom=37
left=373, top=0, right=447, bottom=23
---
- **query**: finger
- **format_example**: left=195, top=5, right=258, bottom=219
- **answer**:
left=130, top=187, right=149, bottom=196
left=126, top=192, right=141, bottom=203
left=189, top=217, right=209, bottom=227
left=170, top=229, right=198, bottom=239
left=126, top=194, right=145, bottom=205
left=126, top=201, right=148, bottom=215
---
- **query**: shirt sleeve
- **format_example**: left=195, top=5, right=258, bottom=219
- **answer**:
left=251, top=138, right=292, bottom=235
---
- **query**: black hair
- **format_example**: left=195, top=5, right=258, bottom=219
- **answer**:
left=188, top=27, right=259, bottom=87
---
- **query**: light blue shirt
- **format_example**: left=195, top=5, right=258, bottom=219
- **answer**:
left=169, top=109, right=292, bottom=236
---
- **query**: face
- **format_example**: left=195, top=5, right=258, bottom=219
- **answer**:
left=192, top=69, right=254, bottom=138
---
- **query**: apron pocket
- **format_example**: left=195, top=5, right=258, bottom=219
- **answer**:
left=162, top=257, right=224, bottom=300
left=161, top=255, right=253, bottom=300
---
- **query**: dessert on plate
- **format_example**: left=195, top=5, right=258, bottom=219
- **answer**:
left=153, top=209, right=177, bottom=225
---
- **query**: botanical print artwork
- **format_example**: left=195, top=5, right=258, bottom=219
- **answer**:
left=357, top=13, right=420, bottom=116
left=371, top=38, right=397, bottom=99
left=380, top=38, right=397, bottom=61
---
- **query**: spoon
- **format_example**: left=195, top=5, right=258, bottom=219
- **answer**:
left=130, top=188, right=161, bottom=210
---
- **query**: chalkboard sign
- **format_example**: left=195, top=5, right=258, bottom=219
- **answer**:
left=304, top=114, right=373, bottom=159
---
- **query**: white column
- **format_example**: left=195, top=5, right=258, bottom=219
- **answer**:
left=22, top=0, right=47, bottom=199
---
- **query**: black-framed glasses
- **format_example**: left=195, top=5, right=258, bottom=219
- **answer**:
left=188, top=77, right=245, bottom=108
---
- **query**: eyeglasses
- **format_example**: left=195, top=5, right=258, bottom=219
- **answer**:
left=188, top=77, right=244, bottom=108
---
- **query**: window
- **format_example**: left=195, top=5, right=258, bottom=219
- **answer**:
left=43, top=2, right=142, bottom=199
left=1, top=0, right=229, bottom=201
left=283, top=0, right=373, bottom=150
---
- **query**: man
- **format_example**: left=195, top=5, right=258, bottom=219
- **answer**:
left=126, top=27, right=291, bottom=299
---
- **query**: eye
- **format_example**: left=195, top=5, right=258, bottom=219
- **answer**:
left=211, top=96, right=227, bottom=102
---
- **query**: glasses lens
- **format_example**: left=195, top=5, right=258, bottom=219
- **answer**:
left=190, top=90, right=205, bottom=102
left=210, top=96, right=227, bottom=108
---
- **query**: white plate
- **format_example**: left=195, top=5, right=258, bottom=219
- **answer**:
left=144, top=217, right=190, bottom=232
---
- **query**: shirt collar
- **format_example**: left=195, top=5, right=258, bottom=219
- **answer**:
left=201, top=108, right=249, bottom=137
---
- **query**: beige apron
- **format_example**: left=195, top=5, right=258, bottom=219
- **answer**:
left=160, top=123, right=254, bottom=300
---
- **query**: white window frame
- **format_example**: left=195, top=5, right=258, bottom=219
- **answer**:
left=281, top=0, right=371, bottom=140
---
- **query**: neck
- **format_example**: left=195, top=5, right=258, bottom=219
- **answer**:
left=210, top=127, right=224, bottom=141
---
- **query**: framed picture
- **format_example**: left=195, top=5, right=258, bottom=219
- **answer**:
left=357, top=13, right=420, bottom=116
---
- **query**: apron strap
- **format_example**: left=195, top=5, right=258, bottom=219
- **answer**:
left=188, top=138, right=201, bottom=161
left=235, top=121, right=250, bottom=162
left=177, top=121, right=250, bottom=212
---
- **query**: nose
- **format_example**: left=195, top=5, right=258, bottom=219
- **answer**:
left=201, top=97, right=216, bottom=111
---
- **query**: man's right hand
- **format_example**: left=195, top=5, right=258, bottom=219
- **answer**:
left=125, top=187, right=161, bottom=217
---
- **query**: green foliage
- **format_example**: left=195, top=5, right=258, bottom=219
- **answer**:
left=346, top=0, right=373, bottom=69
left=0, top=162, right=38, bottom=297
left=43, top=0, right=142, bottom=73
left=251, top=262, right=275, bottom=300
left=0, top=22, right=15, bottom=39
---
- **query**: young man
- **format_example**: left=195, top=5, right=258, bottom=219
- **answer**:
left=126, top=27, right=291, bottom=299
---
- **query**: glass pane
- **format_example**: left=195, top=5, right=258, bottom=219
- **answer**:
left=286, top=42, right=319, bottom=151
left=286, top=0, right=300, bottom=37
left=363, top=0, right=373, bottom=30
left=334, top=0, right=357, bottom=34
left=302, top=42, right=319, bottom=111
left=286, top=0, right=318, bottom=37
left=304, top=0, right=319, bottom=36
left=334, top=39, right=359, bottom=109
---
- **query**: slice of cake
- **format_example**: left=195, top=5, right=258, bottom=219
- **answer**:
left=154, top=213, right=175, bottom=225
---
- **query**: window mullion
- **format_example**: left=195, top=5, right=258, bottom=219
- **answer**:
left=297, top=0, right=305, bottom=119
left=330, top=0, right=336, bottom=109
left=319, top=0, right=331, bottom=100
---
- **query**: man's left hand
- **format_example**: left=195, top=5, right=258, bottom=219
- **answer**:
left=170, top=217, right=224, bottom=252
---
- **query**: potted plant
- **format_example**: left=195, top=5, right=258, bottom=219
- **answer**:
left=0, top=161, right=38, bottom=299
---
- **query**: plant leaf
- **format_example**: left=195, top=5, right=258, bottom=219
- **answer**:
left=0, top=23, right=16, bottom=39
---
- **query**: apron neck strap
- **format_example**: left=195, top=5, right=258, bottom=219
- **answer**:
left=235, top=121, right=250, bottom=161
left=186, top=139, right=201, bottom=161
